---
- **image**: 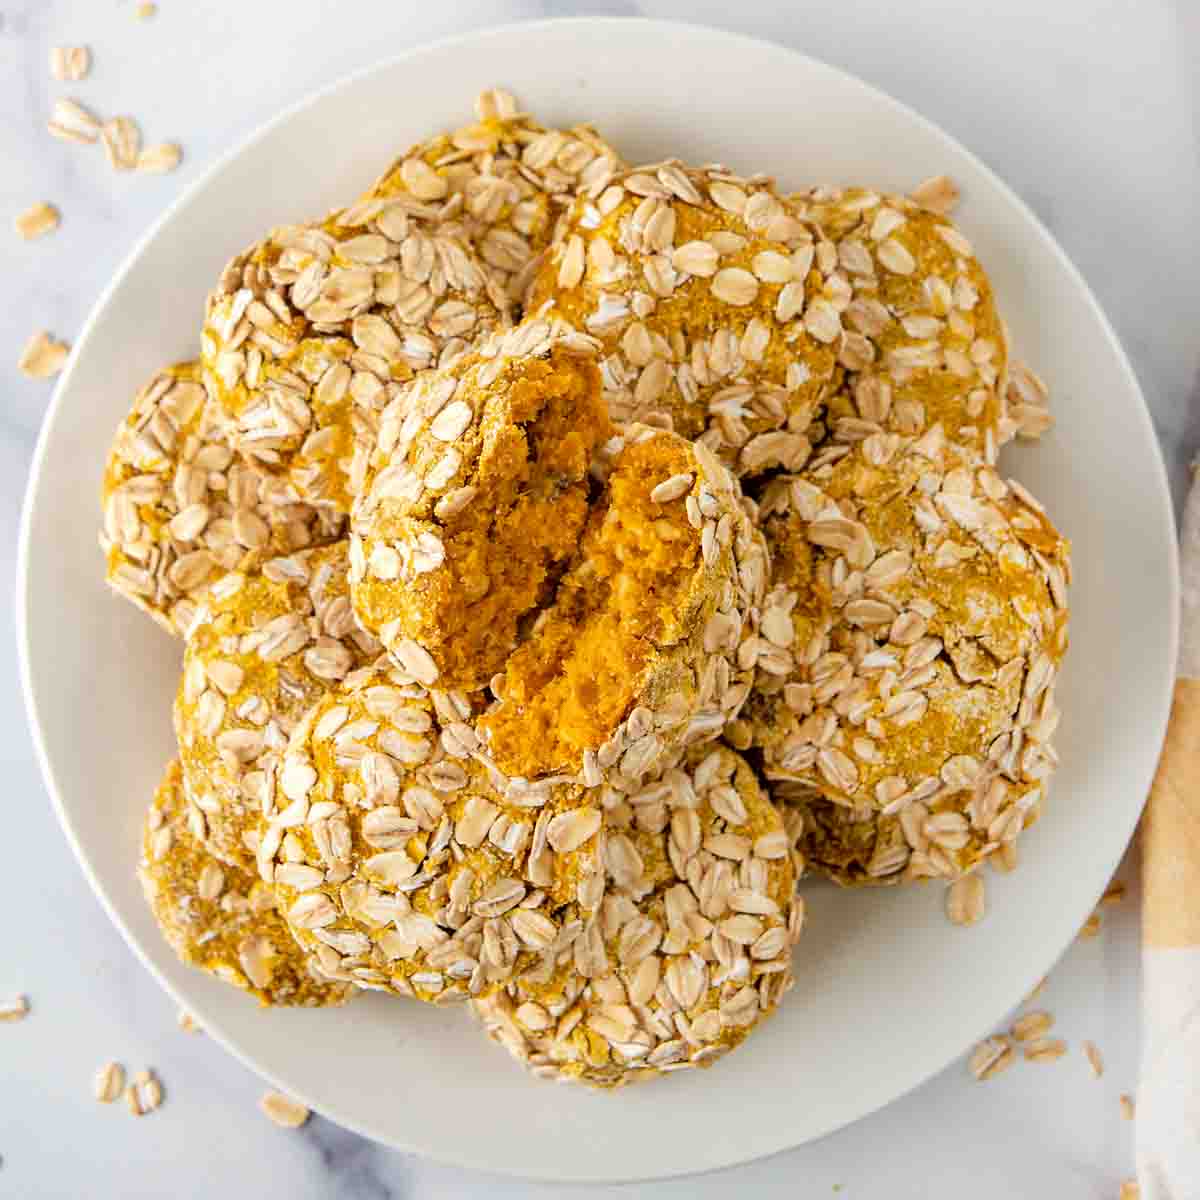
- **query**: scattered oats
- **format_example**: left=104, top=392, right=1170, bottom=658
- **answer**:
left=910, top=174, right=960, bottom=214
left=1102, top=881, right=1127, bottom=906
left=0, top=995, right=29, bottom=1022
left=93, top=1061, right=124, bottom=1103
left=968, top=1035, right=1014, bottom=1081
left=1011, top=1010, right=1054, bottom=1042
left=14, top=202, right=60, bottom=240
left=1120, top=1094, right=1135, bottom=1121
left=101, top=116, right=141, bottom=171
left=1119, top=1181, right=1140, bottom=1200
left=177, top=1010, right=200, bottom=1033
left=1079, top=911, right=1102, bottom=940
left=260, top=1090, right=309, bottom=1128
left=18, top=330, right=69, bottom=378
left=136, top=143, right=182, bottom=174
left=1024, top=1036, right=1067, bottom=1063
left=50, top=46, right=90, bottom=82
left=47, top=97, right=101, bottom=143
left=1083, top=1040, right=1104, bottom=1079
left=124, top=1069, right=163, bottom=1115
left=945, top=873, right=985, bottom=926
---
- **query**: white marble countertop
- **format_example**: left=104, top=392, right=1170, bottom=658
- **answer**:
left=1, top=1, right=1196, bottom=1196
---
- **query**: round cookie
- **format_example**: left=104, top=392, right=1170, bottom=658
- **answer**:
left=202, top=91, right=623, bottom=515
left=746, top=427, right=1069, bottom=880
left=202, top=224, right=508, bottom=514
left=350, top=318, right=611, bottom=691
left=100, top=361, right=343, bottom=636
left=260, top=664, right=605, bottom=1003
left=472, top=745, right=801, bottom=1087
left=363, top=87, right=623, bottom=304
left=528, top=160, right=841, bottom=475
left=174, top=541, right=380, bottom=872
left=138, top=759, right=352, bottom=1007
left=792, top=186, right=1010, bottom=459
left=475, top=425, right=768, bottom=788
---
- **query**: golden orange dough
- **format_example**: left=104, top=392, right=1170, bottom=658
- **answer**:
left=529, top=161, right=841, bottom=475
left=174, top=542, right=380, bottom=873
left=472, top=745, right=801, bottom=1087
left=791, top=186, right=1011, bottom=459
left=99, top=361, right=342, bottom=636
left=477, top=427, right=768, bottom=787
left=745, top=426, right=1069, bottom=880
left=260, top=664, right=604, bottom=1003
left=139, top=760, right=353, bottom=1007
left=349, top=318, right=611, bottom=691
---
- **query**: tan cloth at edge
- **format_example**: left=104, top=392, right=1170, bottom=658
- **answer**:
left=1143, top=676, right=1200, bottom=947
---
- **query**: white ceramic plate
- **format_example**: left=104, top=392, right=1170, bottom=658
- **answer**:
left=18, top=18, right=1177, bottom=1183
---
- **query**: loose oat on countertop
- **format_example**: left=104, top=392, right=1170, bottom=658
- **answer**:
left=47, top=97, right=101, bottom=143
left=124, top=1069, right=162, bottom=1116
left=968, top=1035, right=1015, bottom=1081
left=93, top=1062, right=124, bottom=1103
left=49, top=46, right=90, bottom=81
left=14, top=202, right=59, bottom=240
left=0, top=995, right=29, bottom=1022
left=136, top=142, right=182, bottom=174
left=260, top=1091, right=310, bottom=1128
left=1024, top=1036, right=1067, bottom=1063
left=1011, top=1010, right=1054, bottom=1042
left=18, top=331, right=69, bottom=378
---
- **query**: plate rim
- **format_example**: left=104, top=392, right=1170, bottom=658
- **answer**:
left=16, top=15, right=1180, bottom=1183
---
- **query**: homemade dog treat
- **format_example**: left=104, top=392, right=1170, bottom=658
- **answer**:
left=139, top=759, right=353, bottom=1007
left=201, top=95, right=622, bottom=514
left=791, top=187, right=1010, bottom=459
left=174, top=541, right=380, bottom=872
left=349, top=318, right=611, bottom=691
left=101, top=360, right=343, bottom=636
left=529, top=162, right=839, bottom=475
left=260, top=664, right=605, bottom=1002
left=363, top=88, right=623, bottom=306
left=747, top=427, right=1069, bottom=880
left=201, top=232, right=508, bottom=515
left=472, top=745, right=801, bottom=1086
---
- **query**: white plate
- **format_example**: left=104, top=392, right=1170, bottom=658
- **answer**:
left=18, top=18, right=1177, bottom=1183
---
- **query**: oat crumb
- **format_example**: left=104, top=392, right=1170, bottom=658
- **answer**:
left=14, top=202, right=60, bottom=240
left=0, top=995, right=29, bottom=1022
left=18, top=331, right=69, bottom=379
left=50, top=46, right=90, bottom=81
left=124, top=1068, right=163, bottom=1116
left=93, top=1061, right=124, bottom=1103
left=260, top=1090, right=310, bottom=1128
